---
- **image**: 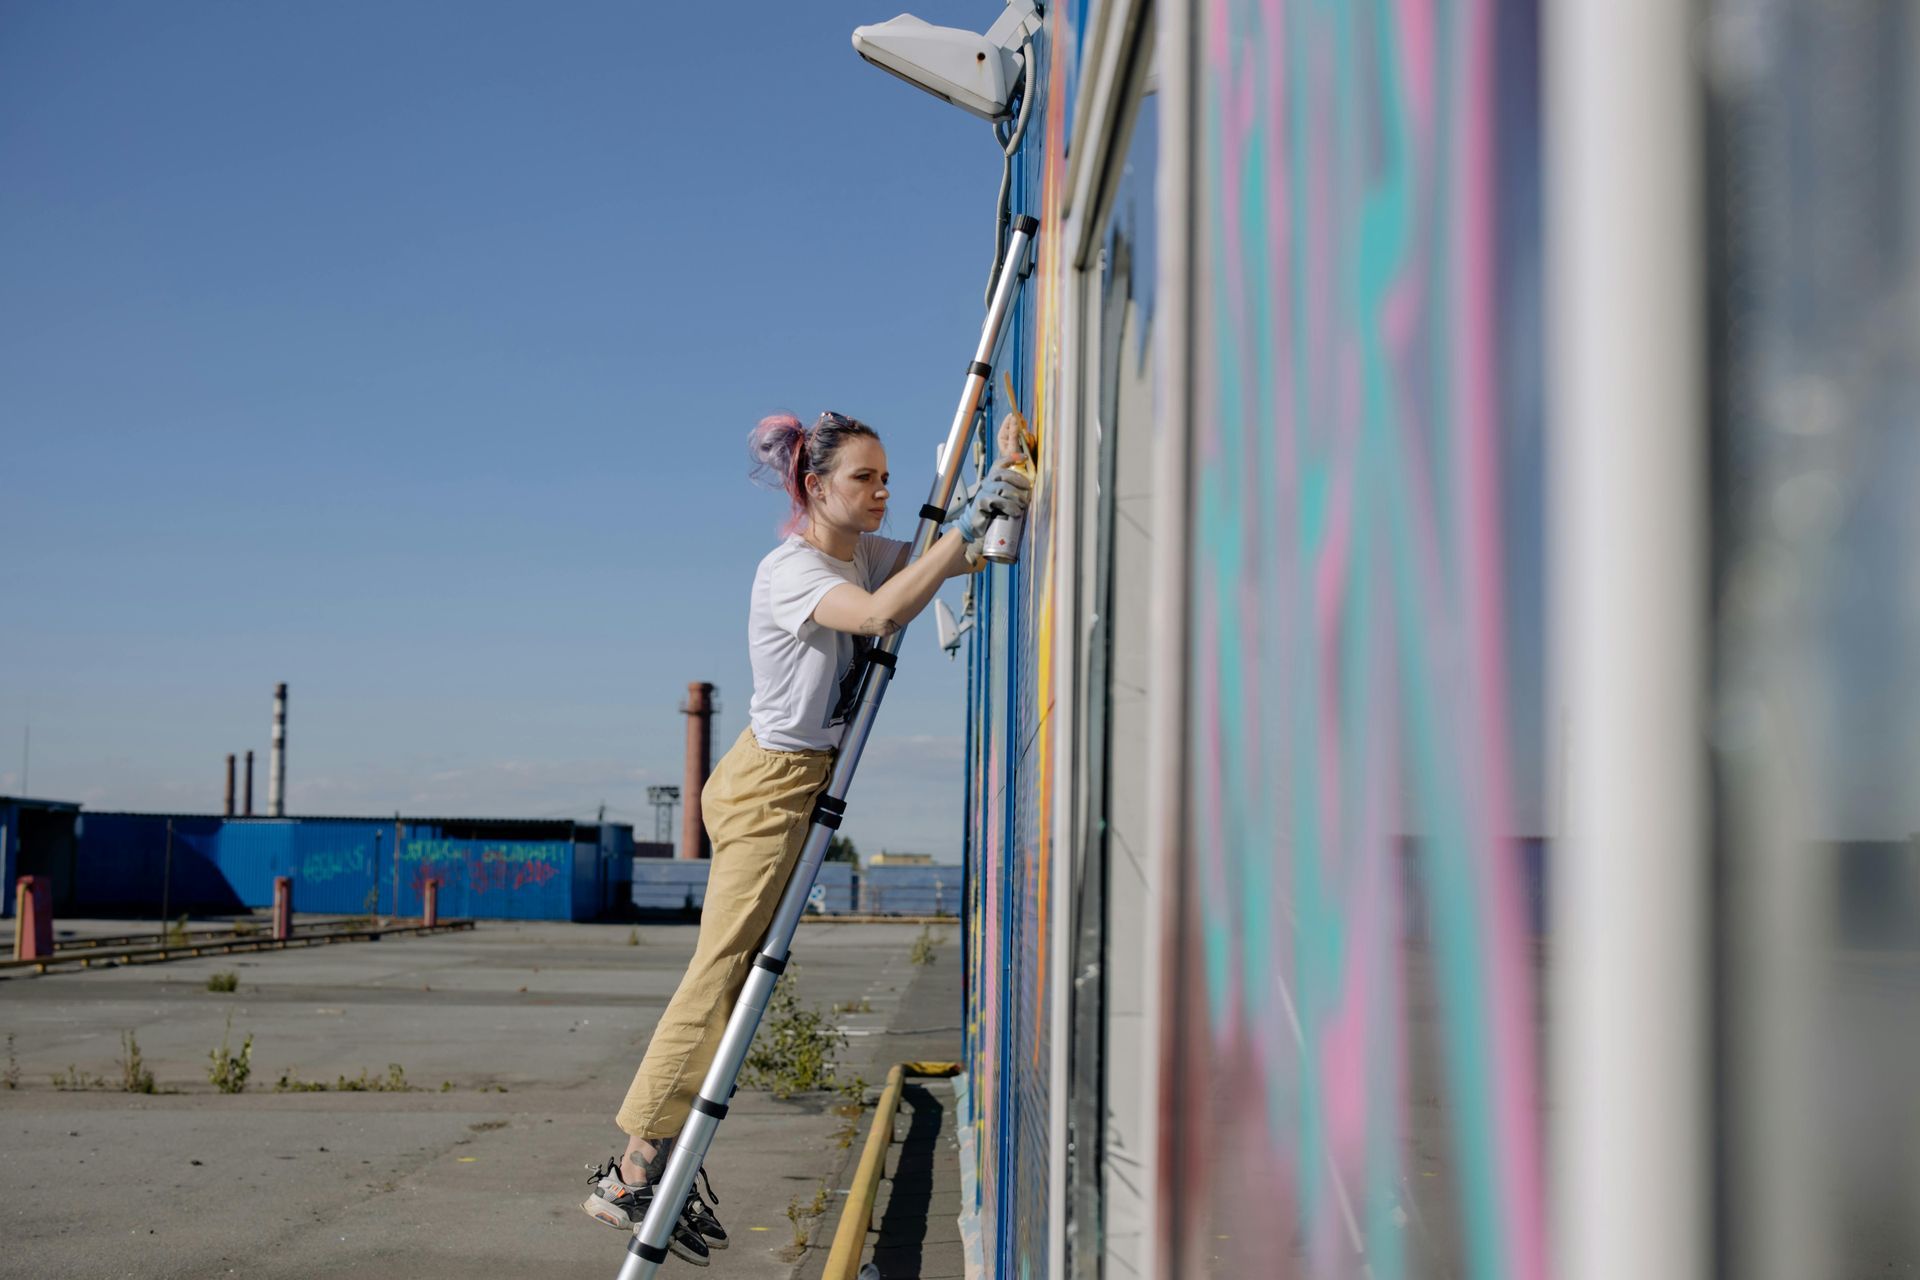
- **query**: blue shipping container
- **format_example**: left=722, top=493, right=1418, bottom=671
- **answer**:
left=71, top=814, right=634, bottom=922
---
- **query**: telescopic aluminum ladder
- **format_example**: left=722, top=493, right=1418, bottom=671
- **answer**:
left=616, top=212, right=1039, bottom=1279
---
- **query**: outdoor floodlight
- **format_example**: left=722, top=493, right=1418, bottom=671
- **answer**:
left=934, top=595, right=974, bottom=659
left=851, top=1, right=1043, bottom=121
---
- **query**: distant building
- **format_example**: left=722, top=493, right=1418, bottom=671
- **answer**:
left=868, top=851, right=934, bottom=867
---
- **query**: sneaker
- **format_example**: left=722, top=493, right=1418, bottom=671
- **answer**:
left=686, top=1164, right=728, bottom=1250
left=581, top=1155, right=709, bottom=1268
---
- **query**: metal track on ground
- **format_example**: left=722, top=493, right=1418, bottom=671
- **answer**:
left=0, top=920, right=476, bottom=977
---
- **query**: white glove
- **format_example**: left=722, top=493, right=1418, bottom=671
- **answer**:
left=954, top=465, right=1031, bottom=543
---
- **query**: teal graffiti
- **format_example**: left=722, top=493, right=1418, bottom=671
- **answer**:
left=400, top=840, right=568, bottom=865
left=300, top=846, right=368, bottom=884
left=1185, top=0, right=1545, bottom=1276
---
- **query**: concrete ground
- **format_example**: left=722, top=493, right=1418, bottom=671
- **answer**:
left=840, top=1079, right=966, bottom=1280
left=794, top=938, right=965, bottom=1280
left=0, top=917, right=964, bottom=1280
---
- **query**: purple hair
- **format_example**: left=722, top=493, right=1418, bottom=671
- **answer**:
left=748, top=410, right=880, bottom=534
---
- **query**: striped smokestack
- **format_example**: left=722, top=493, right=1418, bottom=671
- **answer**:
left=268, top=682, right=287, bottom=818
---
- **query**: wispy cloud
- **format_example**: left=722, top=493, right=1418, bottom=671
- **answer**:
left=831, top=733, right=965, bottom=860
left=59, top=757, right=658, bottom=822
left=299, top=758, right=657, bottom=819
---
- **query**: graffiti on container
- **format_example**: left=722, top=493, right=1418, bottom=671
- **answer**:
left=300, top=846, right=368, bottom=884
left=473, top=851, right=563, bottom=893
left=401, top=841, right=567, bottom=896
left=400, top=840, right=463, bottom=864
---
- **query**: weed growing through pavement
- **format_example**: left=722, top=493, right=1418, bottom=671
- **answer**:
left=163, top=914, right=190, bottom=945
left=207, top=1013, right=253, bottom=1094
left=831, top=996, right=872, bottom=1014
left=52, top=1064, right=107, bottom=1090
left=206, top=971, right=239, bottom=993
left=785, top=1194, right=810, bottom=1251
left=118, top=1030, right=156, bottom=1094
left=626, top=927, right=641, bottom=946
left=359, top=1065, right=413, bottom=1091
left=274, top=1063, right=415, bottom=1093
left=273, top=1071, right=330, bottom=1093
left=740, top=968, right=847, bottom=1099
left=783, top=1182, right=833, bottom=1254
left=910, top=925, right=946, bottom=965
left=44, top=1032, right=167, bottom=1094
left=339, top=1064, right=411, bottom=1092
left=230, top=920, right=259, bottom=938
left=830, top=1074, right=871, bottom=1148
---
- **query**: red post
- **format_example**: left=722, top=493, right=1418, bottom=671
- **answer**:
left=272, top=876, right=292, bottom=941
left=423, top=878, right=439, bottom=929
left=13, top=876, right=53, bottom=961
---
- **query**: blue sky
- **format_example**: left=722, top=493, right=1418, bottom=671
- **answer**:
left=0, top=0, right=1008, bottom=858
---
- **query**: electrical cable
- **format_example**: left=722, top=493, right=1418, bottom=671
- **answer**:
left=984, top=35, right=1038, bottom=306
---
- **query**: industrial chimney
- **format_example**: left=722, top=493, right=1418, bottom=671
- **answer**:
left=268, top=682, right=287, bottom=818
left=680, top=682, right=716, bottom=860
left=225, top=754, right=236, bottom=817
left=244, top=750, right=254, bottom=816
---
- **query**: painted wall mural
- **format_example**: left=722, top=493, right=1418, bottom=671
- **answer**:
left=1170, top=1, right=1547, bottom=1277
left=964, top=2, right=1546, bottom=1274
left=963, top=3, right=1077, bottom=1277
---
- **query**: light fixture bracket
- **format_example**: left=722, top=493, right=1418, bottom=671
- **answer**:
left=852, top=1, right=1042, bottom=122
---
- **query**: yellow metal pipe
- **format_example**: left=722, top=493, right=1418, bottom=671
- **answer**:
left=822, top=1061, right=962, bottom=1280
left=824, top=1063, right=905, bottom=1278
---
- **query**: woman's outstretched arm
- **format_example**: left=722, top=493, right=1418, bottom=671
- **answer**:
left=884, top=532, right=977, bottom=584
left=812, top=530, right=973, bottom=638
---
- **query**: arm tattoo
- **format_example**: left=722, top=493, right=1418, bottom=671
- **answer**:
left=860, top=616, right=902, bottom=638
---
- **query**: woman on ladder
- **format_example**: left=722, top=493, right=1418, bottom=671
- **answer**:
left=583, top=407, right=1031, bottom=1265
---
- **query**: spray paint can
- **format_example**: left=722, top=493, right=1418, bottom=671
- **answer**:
left=984, top=375, right=1033, bottom=565
left=980, top=456, right=1033, bottom=565
left=981, top=510, right=1025, bottom=564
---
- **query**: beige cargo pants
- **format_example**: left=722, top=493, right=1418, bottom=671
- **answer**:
left=616, top=726, right=834, bottom=1139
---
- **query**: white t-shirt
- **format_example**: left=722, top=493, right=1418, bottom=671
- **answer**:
left=748, top=533, right=911, bottom=752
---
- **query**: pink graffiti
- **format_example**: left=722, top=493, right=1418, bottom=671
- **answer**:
left=1184, top=2, right=1547, bottom=1277
left=407, top=847, right=563, bottom=898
